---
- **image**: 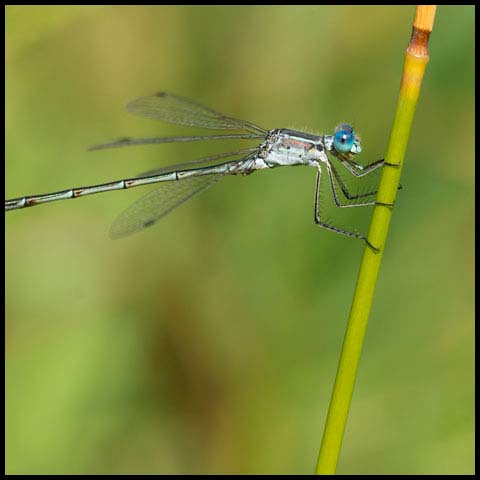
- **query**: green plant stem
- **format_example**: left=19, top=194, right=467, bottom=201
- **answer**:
left=315, top=5, right=436, bottom=474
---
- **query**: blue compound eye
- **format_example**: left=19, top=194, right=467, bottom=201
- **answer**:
left=333, top=124, right=355, bottom=153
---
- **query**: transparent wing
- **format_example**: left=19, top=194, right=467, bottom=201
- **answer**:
left=126, top=92, right=266, bottom=134
left=110, top=174, right=222, bottom=239
left=134, top=148, right=258, bottom=178
left=88, top=133, right=263, bottom=151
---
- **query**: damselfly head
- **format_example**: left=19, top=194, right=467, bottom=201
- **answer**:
left=333, top=124, right=362, bottom=156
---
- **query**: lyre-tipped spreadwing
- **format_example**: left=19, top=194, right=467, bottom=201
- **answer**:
left=5, top=92, right=397, bottom=251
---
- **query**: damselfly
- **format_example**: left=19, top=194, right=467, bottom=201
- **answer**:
left=5, top=92, right=396, bottom=250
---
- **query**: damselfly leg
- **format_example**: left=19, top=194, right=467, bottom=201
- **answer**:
left=314, top=168, right=380, bottom=252
left=314, top=154, right=397, bottom=252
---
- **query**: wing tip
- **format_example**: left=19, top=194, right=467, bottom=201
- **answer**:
left=109, top=225, right=131, bottom=240
left=88, top=137, right=133, bottom=150
left=126, top=91, right=167, bottom=109
left=109, top=218, right=157, bottom=240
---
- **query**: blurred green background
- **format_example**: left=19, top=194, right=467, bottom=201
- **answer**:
left=5, top=5, right=474, bottom=475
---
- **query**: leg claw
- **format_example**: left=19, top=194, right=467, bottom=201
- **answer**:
left=375, top=201, right=395, bottom=208
left=365, top=239, right=381, bottom=254
left=383, top=162, right=401, bottom=168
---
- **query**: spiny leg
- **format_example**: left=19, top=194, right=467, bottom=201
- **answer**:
left=339, top=157, right=384, bottom=177
left=313, top=168, right=380, bottom=253
left=339, top=157, right=401, bottom=178
left=329, top=163, right=377, bottom=204
left=328, top=162, right=395, bottom=208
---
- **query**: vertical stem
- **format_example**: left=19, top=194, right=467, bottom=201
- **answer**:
left=315, top=6, right=437, bottom=475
